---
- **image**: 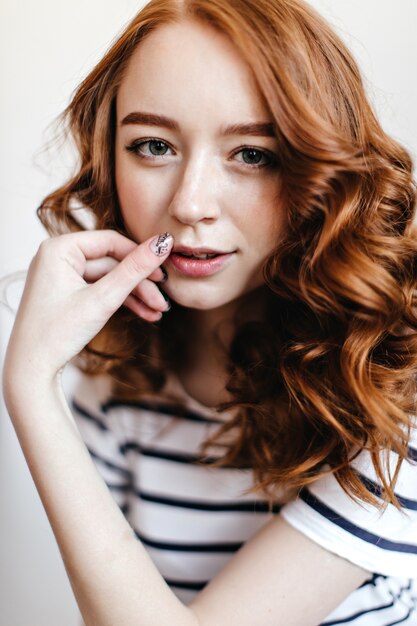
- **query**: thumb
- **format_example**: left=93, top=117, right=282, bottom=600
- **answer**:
left=91, top=232, right=174, bottom=312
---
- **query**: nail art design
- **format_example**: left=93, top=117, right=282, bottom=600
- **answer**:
left=151, top=232, right=173, bottom=256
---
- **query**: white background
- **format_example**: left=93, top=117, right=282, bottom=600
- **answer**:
left=1, top=1, right=416, bottom=624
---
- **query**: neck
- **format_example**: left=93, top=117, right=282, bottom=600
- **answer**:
left=190, top=286, right=269, bottom=350
left=173, top=287, right=270, bottom=408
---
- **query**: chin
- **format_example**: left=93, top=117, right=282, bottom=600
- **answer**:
left=170, top=294, right=235, bottom=311
left=165, top=282, right=241, bottom=311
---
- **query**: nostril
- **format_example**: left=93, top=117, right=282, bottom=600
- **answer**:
left=167, top=199, right=220, bottom=225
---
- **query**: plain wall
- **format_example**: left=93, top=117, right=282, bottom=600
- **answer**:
left=1, top=1, right=416, bottom=624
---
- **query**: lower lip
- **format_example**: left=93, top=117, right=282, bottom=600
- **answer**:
left=168, top=252, right=235, bottom=277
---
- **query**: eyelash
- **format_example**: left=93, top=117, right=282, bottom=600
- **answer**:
left=125, top=138, right=278, bottom=170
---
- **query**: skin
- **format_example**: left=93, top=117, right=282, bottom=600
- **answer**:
left=115, top=19, right=288, bottom=405
left=2, top=18, right=370, bottom=626
left=115, top=20, right=286, bottom=315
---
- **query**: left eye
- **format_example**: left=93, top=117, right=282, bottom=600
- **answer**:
left=126, top=139, right=173, bottom=157
left=233, top=148, right=275, bottom=168
left=146, top=140, right=170, bottom=156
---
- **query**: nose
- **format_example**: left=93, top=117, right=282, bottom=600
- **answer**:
left=168, top=154, right=221, bottom=226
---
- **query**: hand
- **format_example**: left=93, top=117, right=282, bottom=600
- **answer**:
left=3, top=230, right=174, bottom=384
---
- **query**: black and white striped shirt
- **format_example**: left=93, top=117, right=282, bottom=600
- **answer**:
left=71, top=371, right=417, bottom=624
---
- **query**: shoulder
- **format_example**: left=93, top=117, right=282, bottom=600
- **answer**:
left=280, top=442, right=417, bottom=577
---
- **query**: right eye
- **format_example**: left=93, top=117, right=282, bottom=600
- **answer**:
left=125, top=139, right=174, bottom=159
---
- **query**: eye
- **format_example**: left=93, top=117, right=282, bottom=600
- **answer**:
left=233, top=147, right=277, bottom=169
left=125, top=139, right=174, bottom=159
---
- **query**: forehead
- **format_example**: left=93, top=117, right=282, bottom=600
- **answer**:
left=116, top=19, right=270, bottom=124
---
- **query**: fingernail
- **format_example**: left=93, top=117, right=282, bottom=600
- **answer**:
left=160, top=266, right=168, bottom=282
left=160, top=290, right=171, bottom=311
left=150, top=232, right=174, bottom=256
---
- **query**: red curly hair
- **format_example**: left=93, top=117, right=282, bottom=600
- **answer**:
left=37, top=0, right=417, bottom=510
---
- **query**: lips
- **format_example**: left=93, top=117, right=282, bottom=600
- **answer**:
left=168, top=245, right=236, bottom=277
left=173, top=245, right=232, bottom=259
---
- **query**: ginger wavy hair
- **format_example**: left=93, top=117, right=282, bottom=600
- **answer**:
left=38, top=0, right=417, bottom=510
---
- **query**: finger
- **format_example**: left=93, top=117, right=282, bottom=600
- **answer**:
left=133, top=278, right=170, bottom=312
left=91, top=232, right=174, bottom=312
left=83, top=257, right=118, bottom=282
left=83, top=257, right=165, bottom=284
left=123, top=294, right=163, bottom=323
left=39, top=230, right=145, bottom=280
left=60, top=230, right=171, bottom=279
left=151, top=266, right=167, bottom=283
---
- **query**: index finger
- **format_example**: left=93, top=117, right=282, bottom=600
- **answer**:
left=89, top=232, right=174, bottom=311
left=62, top=229, right=143, bottom=261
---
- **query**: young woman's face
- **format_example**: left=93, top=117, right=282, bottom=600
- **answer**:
left=115, top=19, right=286, bottom=311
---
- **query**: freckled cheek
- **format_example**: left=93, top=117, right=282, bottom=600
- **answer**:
left=234, top=179, right=285, bottom=250
left=115, top=168, right=170, bottom=239
left=260, top=179, right=287, bottom=243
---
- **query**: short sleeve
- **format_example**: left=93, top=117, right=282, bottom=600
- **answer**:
left=280, top=434, right=417, bottom=578
left=69, top=370, right=133, bottom=514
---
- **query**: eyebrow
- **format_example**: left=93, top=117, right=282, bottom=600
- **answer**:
left=120, top=111, right=275, bottom=137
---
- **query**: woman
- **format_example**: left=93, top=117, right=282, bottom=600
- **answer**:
left=3, top=0, right=417, bottom=624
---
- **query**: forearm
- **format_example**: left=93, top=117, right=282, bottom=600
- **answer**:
left=4, top=373, right=198, bottom=626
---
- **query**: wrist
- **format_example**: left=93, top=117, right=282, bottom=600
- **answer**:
left=2, top=355, right=63, bottom=416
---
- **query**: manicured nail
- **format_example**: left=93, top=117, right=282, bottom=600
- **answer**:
left=160, top=266, right=168, bottom=282
left=150, top=232, right=174, bottom=256
left=160, top=290, right=171, bottom=311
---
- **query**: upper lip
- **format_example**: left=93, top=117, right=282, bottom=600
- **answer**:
left=173, top=245, right=234, bottom=255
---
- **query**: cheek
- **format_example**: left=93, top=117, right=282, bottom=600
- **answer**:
left=115, top=165, right=167, bottom=239
left=262, top=179, right=286, bottom=242
left=238, top=177, right=285, bottom=249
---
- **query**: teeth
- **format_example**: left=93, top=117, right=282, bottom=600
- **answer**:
left=180, top=252, right=218, bottom=260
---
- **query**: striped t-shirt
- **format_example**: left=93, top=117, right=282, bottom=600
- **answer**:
left=70, top=369, right=417, bottom=624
